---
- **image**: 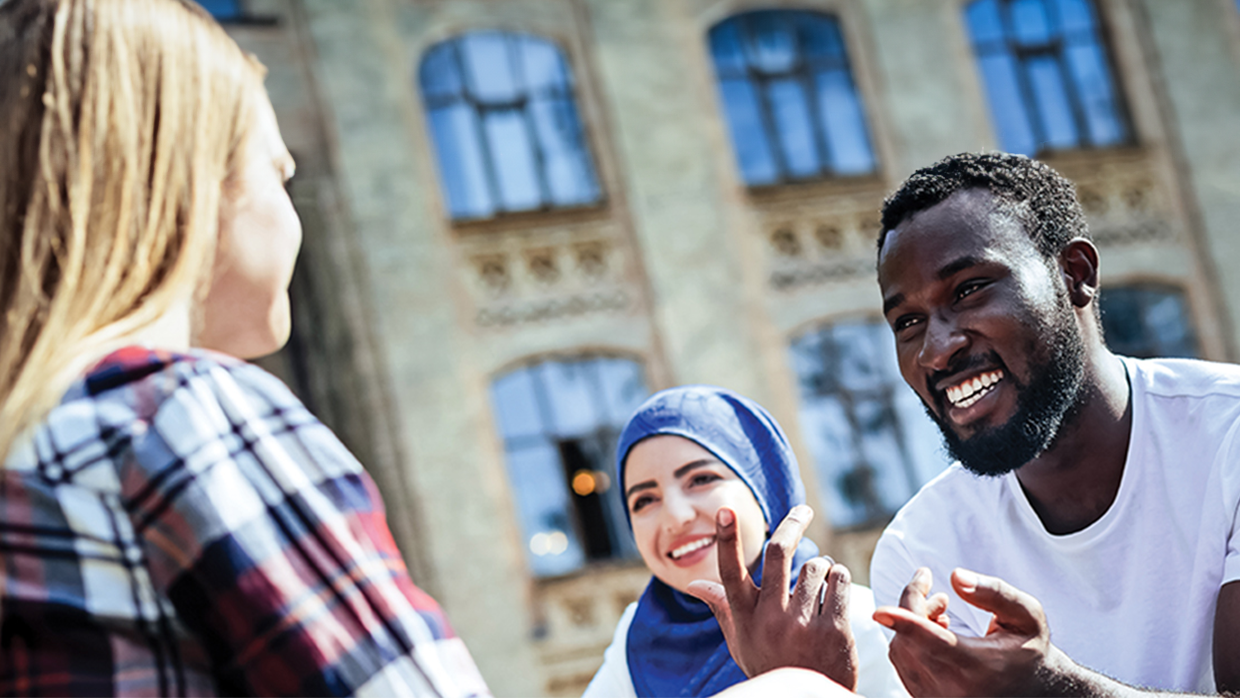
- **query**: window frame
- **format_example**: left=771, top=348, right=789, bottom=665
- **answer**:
left=418, top=31, right=605, bottom=222
left=707, top=8, right=880, bottom=187
left=1098, top=282, right=1201, bottom=359
left=964, top=0, right=1134, bottom=156
left=787, top=316, right=949, bottom=530
left=489, top=354, right=648, bottom=579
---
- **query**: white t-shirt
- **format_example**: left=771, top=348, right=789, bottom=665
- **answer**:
left=870, top=357, right=1240, bottom=693
left=582, top=584, right=908, bottom=698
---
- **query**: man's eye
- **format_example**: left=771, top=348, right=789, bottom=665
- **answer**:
left=893, top=316, right=921, bottom=333
left=956, top=281, right=987, bottom=300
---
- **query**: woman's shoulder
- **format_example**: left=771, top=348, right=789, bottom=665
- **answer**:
left=581, top=602, right=639, bottom=698
left=75, top=346, right=297, bottom=416
left=10, top=345, right=338, bottom=484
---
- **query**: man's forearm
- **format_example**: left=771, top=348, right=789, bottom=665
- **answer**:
left=1036, top=647, right=1198, bottom=698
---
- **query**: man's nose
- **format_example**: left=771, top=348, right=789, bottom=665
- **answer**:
left=917, top=314, right=968, bottom=372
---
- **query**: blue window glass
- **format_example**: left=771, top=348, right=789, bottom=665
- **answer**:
left=491, top=356, right=648, bottom=577
left=198, top=0, right=243, bottom=20
left=789, top=320, right=949, bottom=529
left=708, top=10, right=876, bottom=186
left=1100, top=285, right=1200, bottom=359
left=965, top=0, right=1130, bottom=156
left=419, top=32, right=602, bottom=220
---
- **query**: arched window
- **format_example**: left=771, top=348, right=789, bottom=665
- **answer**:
left=1100, top=284, right=1200, bottom=359
left=419, top=32, right=602, bottom=220
left=965, top=0, right=1130, bottom=156
left=789, top=320, right=948, bottom=528
left=490, top=356, right=648, bottom=577
left=708, top=10, right=876, bottom=186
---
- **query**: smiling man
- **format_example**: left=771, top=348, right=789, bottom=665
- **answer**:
left=867, top=152, right=1240, bottom=696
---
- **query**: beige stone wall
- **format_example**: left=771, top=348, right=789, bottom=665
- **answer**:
left=223, top=0, right=1240, bottom=694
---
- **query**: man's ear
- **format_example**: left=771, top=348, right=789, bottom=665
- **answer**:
left=1059, top=238, right=1100, bottom=309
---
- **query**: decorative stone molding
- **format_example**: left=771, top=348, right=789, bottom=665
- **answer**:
left=1047, top=151, right=1178, bottom=246
left=532, top=564, right=650, bottom=697
left=456, top=222, right=637, bottom=329
left=752, top=190, right=887, bottom=293
left=754, top=153, right=1176, bottom=296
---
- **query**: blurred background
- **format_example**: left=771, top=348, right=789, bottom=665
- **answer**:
left=198, top=0, right=1240, bottom=694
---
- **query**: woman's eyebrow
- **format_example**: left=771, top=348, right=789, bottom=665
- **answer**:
left=625, top=480, right=656, bottom=499
left=673, top=459, right=720, bottom=479
left=624, top=459, right=721, bottom=499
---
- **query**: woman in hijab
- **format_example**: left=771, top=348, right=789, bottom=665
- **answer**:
left=582, top=386, right=905, bottom=698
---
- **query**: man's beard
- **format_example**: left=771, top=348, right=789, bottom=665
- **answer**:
left=928, top=301, right=1087, bottom=477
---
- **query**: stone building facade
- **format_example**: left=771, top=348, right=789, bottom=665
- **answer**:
left=214, top=0, right=1240, bottom=694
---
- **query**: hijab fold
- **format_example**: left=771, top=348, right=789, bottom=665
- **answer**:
left=617, top=386, right=819, bottom=698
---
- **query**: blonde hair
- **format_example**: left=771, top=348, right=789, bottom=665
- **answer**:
left=0, top=0, right=266, bottom=460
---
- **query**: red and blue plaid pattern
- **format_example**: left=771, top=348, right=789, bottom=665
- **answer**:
left=0, top=347, right=490, bottom=697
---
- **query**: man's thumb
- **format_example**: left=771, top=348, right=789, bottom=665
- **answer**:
left=951, top=568, right=1043, bottom=633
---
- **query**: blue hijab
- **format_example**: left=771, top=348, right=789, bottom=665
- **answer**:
left=616, top=386, right=819, bottom=698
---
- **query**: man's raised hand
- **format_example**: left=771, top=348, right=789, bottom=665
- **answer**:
left=685, top=505, right=858, bottom=690
left=873, top=567, right=1070, bottom=697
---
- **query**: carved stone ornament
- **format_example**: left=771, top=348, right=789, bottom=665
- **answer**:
left=755, top=190, right=886, bottom=293
left=1051, top=153, right=1176, bottom=247
left=458, top=223, right=635, bottom=329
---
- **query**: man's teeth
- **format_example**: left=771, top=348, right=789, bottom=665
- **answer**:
left=670, top=537, right=715, bottom=560
left=945, top=370, right=1005, bottom=409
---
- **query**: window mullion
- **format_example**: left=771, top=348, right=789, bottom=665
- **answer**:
left=740, top=18, right=792, bottom=182
left=1052, top=40, right=1091, bottom=146
left=754, top=75, right=791, bottom=182
left=520, top=101, right=553, bottom=208
left=453, top=41, right=504, bottom=215
left=791, top=20, right=834, bottom=177
left=1002, top=2, right=1050, bottom=152
left=801, top=67, right=833, bottom=177
left=825, top=333, right=880, bottom=524
left=508, top=36, right=554, bottom=209
left=1043, top=0, right=1090, bottom=144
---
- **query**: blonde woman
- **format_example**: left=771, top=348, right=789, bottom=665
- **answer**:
left=0, top=1, right=490, bottom=694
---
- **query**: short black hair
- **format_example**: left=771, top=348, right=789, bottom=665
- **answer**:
left=878, top=152, right=1089, bottom=260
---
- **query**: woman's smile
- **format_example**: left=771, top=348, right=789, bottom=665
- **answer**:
left=667, top=534, right=717, bottom=566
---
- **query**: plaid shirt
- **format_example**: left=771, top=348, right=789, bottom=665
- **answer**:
left=0, top=347, right=490, bottom=697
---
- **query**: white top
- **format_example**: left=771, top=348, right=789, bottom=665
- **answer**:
left=582, top=584, right=908, bottom=698
left=870, top=357, right=1240, bottom=694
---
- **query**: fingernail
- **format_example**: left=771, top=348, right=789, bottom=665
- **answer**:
left=718, top=508, right=735, bottom=526
left=873, top=612, right=893, bottom=628
left=913, top=567, right=930, bottom=585
left=955, top=569, right=977, bottom=592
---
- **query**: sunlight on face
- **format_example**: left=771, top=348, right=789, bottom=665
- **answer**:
left=197, top=95, right=302, bottom=359
left=624, top=435, right=768, bottom=594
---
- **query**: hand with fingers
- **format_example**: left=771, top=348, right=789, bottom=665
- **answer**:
left=686, top=504, right=859, bottom=690
left=873, top=567, right=1070, bottom=697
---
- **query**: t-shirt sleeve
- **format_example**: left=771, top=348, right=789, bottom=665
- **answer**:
left=122, top=356, right=490, bottom=697
left=1221, top=419, right=1240, bottom=587
left=582, top=603, right=638, bottom=698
